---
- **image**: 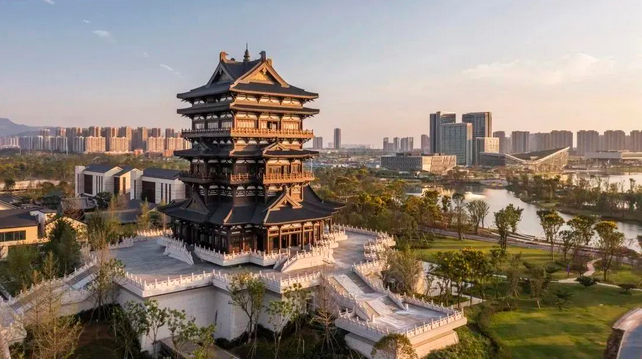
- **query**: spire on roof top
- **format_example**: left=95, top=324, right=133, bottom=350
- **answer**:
left=243, top=43, right=250, bottom=63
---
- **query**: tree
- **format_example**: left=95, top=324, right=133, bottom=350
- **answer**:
left=558, top=230, right=578, bottom=264
left=467, top=200, right=490, bottom=234
left=312, top=275, right=339, bottom=356
left=113, top=301, right=149, bottom=358
left=594, top=221, right=626, bottom=282
left=371, top=333, right=417, bottom=359
left=526, top=264, right=547, bottom=309
left=95, top=191, right=113, bottom=210
left=577, top=275, right=597, bottom=289
left=167, top=309, right=197, bottom=357
left=567, top=215, right=597, bottom=246
left=19, top=252, right=83, bottom=359
left=536, top=210, right=565, bottom=259
left=144, top=300, right=169, bottom=358
left=284, top=283, right=312, bottom=352
left=3, top=178, right=16, bottom=191
left=452, top=193, right=467, bottom=240
left=138, top=201, right=152, bottom=231
left=505, top=253, right=522, bottom=298
left=488, top=248, right=506, bottom=299
left=227, top=272, right=266, bottom=352
left=618, top=283, right=637, bottom=294
left=552, top=289, right=573, bottom=310
left=494, top=205, right=523, bottom=251
left=462, top=248, right=492, bottom=301
left=266, top=300, right=294, bottom=358
left=43, top=218, right=81, bottom=276
left=191, top=324, right=217, bottom=359
left=89, top=255, right=124, bottom=319
left=382, top=246, right=423, bottom=295
left=1, top=245, right=39, bottom=291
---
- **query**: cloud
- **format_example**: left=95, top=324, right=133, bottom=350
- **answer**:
left=92, top=30, right=115, bottom=43
left=462, top=53, right=615, bottom=85
left=82, top=20, right=91, bottom=24
left=143, top=52, right=150, bottom=58
left=42, top=0, right=55, bottom=4
left=160, top=63, right=181, bottom=77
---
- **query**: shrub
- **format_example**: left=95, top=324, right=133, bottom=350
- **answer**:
left=617, top=283, right=637, bottom=294
left=577, top=276, right=597, bottom=289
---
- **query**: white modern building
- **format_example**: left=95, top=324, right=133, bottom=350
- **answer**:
left=74, top=165, right=186, bottom=204
left=474, top=137, right=499, bottom=166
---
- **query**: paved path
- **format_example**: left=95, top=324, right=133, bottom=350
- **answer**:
left=616, top=308, right=642, bottom=359
left=584, top=259, right=598, bottom=277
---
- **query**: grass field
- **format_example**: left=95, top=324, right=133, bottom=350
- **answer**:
left=487, top=283, right=642, bottom=358
left=414, top=236, right=578, bottom=280
left=593, top=260, right=641, bottom=285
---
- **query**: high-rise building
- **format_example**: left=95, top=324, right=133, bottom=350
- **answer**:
left=442, top=123, right=472, bottom=166
left=474, top=137, right=499, bottom=165
left=429, top=111, right=456, bottom=153
left=577, top=130, right=599, bottom=156
left=551, top=130, right=573, bottom=150
left=383, top=137, right=391, bottom=151
left=420, top=134, right=430, bottom=153
left=393, top=137, right=400, bottom=152
left=146, top=137, right=166, bottom=153
left=511, top=131, right=530, bottom=154
left=493, top=131, right=511, bottom=154
left=39, top=128, right=50, bottom=137
left=54, top=127, right=66, bottom=137
left=133, top=127, right=148, bottom=150
left=531, top=132, right=552, bottom=151
left=87, top=126, right=101, bottom=138
left=604, top=130, right=626, bottom=150
left=630, top=130, right=642, bottom=152
left=165, top=128, right=178, bottom=138
left=333, top=128, right=341, bottom=149
left=400, top=137, right=414, bottom=152
left=149, top=128, right=162, bottom=138
left=313, top=137, right=324, bottom=149
left=462, top=112, right=492, bottom=140
left=84, top=136, right=106, bottom=153
left=108, top=137, right=131, bottom=153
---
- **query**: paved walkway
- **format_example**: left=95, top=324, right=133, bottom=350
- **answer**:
left=615, top=308, right=642, bottom=359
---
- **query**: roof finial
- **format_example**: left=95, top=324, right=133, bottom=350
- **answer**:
left=243, top=43, right=250, bottom=63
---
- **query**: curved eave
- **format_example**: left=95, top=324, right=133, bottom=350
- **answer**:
left=177, top=102, right=319, bottom=116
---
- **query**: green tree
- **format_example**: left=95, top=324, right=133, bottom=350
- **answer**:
left=144, top=300, right=169, bottom=358
left=227, top=272, right=266, bottom=353
left=466, top=200, right=490, bottom=234
left=452, top=193, right=468, bottom=240
left=266, top=300, right=294, bottom=358
left=536, top=210, right=565, bottom=259
left=2, top=245, right=39, bottom=292
left=382, top=246, right=423, bottom=295
left=594, top=221, right=626, bottom=282
left=371, top=333, right=416, bottom=359
left=567, top=215, right=596, bottom=246
left=43, top=218, right=81, bottom=276
left=138, top=201, right=152, bottom=231
left=526, top=264, right=547, bottom=309
left=3, top=178, right=16, bottom=191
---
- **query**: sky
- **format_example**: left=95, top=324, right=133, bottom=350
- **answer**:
left=1, top=0, right=642, bottom=146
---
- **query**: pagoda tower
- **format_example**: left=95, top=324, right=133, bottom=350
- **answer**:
left=160, top=49, right=342, bottom=255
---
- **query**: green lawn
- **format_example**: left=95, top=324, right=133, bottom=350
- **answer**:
left=487, top=283, right=642, bottom=358
left=593, top=261, right=641, bottom=286
left=414, top=236, right=575, bottom=280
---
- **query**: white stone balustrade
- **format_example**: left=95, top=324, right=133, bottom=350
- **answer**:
left=163, top=240, right=194, bottom=265
left=121, top=270, right=218, bottom=297
left=280, top=245, right=334, bottom=273
left=108, top=237, right=134, bottom=250
left=193, top=245, right=286, bottom=267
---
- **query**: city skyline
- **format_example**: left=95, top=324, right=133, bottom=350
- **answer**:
left=2, top=0, right=642, bottom=147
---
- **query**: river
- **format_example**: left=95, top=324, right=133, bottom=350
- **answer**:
left=409, top=183, right=642, bottom=252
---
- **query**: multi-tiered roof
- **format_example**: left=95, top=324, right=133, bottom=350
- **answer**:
left=160, top=48, right=342, bottom=255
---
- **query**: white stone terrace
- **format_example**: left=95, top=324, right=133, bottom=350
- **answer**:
left=110, top=229, right=374, bottom=297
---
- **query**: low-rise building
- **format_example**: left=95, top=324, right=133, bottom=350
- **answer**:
left=479, top=147, right=569, bottom=171
left=381, top=153, right=457, bottom=174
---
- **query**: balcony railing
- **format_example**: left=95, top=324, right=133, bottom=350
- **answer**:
left=179, top=171, right=260, bottom=183
left=263, top=171, right=314, bottom=184
left=181, top=128, right=314, bottom=139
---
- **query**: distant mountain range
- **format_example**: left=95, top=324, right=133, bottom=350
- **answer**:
left=0, top=118, right=53, bottom=137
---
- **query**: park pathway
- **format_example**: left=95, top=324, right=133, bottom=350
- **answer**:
left=615, top=308, right=642, bottom=359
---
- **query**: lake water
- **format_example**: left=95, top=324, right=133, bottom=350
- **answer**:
left=408, top=182, right=642, bottom=252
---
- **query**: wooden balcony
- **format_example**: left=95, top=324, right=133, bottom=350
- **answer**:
left=179, top=172, right=260, bottom=184
left=181, top=128, right=314, bottom=139
left=262, top=171, right=314, bottom=185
